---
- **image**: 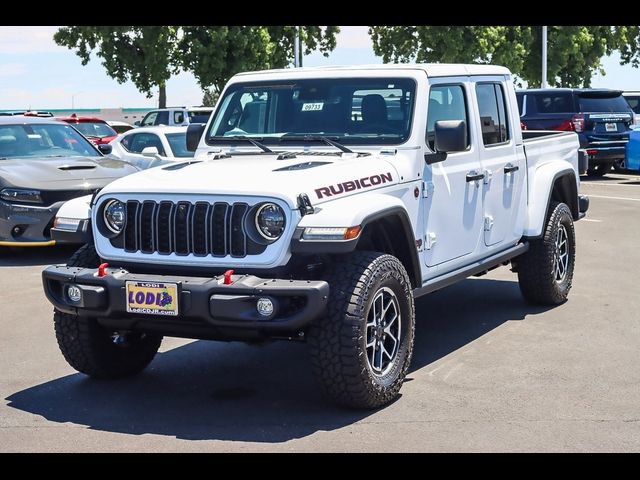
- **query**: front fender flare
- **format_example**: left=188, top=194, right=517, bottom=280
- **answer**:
left=290, top=194, right=421, bottom=287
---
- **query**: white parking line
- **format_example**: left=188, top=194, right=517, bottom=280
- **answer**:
left=582, top=182, right=640, bottom=187
left=587, top=194, right=640, bottom=202
left=581, top=218, right=602, bottom=223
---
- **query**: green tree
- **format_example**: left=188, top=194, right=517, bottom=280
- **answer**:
left=54, top=26, right=181, bottom=108
left=179, top=26, right=340, bottom=95
left=201, top=88, right=218, bottom=107
left=369, top=26, right=640, bottom=87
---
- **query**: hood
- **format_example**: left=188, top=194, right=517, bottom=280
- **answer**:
left=0, top=156, right=138, bottom=191
left=99, top=152, right=401, bottom=207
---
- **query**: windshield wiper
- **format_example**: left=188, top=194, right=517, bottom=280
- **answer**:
left=208, top=135, right=273, bottom=153
left=278, top=134, right=353, bottom=154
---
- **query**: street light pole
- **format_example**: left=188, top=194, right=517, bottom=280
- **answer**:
left=293, top=26, right=299, bottom=68
left=542, top=26, right=548, bottom=88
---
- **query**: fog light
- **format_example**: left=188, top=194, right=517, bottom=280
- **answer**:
left=67, top=285, right=82, bottom=303
left=256, top=297, right=274, bottom=317
left=11, top=225, right=25, bottom=237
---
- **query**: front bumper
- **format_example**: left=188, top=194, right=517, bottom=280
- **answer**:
left=0, top=200, right=58, bottom=245
left=42, top=266, right=329, bottom=338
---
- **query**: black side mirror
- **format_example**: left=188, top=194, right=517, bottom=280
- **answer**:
left=98, top=144, right=112, bottom=155
left=435, top=120, right=467, bottom=152
left=424, top=120, right=467, bottom=165
left=186, top=123, right=206, bottom=152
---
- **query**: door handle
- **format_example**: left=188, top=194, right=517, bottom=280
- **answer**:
left=466, top=171, right=485, bottom=182
left=504, top=163, right=519, bottom=174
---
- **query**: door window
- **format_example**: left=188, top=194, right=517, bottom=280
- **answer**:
left=426, top=85, right=469, bottom=150
left=476, top=83, right=510, bottom=145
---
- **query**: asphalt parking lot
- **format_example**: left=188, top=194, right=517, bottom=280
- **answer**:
left=1, top=172, right=639, bottom=452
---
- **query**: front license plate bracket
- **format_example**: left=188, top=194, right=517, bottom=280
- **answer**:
left=126, top=281, right=180, bottom=316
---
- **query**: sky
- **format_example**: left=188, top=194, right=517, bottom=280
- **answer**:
left=1, top=26, right=639, bottom=110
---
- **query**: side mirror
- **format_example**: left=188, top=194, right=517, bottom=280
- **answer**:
left=141, top=146, right=160, bottom=157
left=134, top=120, right=141, bottom=126
left=425, top=120, right=467, bottom=165
left=186, top=123, right=206, bottom=152
left=435, top=120, right=467, bottom=152
left=97, top=144, right=112, bottom=155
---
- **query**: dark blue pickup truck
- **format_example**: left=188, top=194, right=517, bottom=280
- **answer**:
left=517, top=88, right=634, bottom=176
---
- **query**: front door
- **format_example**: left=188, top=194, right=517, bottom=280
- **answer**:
left=422, top=79, right=484, bottom=268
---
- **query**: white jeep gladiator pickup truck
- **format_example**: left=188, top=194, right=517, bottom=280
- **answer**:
left=42, top=64, right=589, bottom=408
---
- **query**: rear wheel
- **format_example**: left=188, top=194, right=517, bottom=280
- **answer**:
left=53, top=244, right=162, bottom=378
left=587, top=161, right=612, bottom=177
left=517, top=201, right=576, bottom=305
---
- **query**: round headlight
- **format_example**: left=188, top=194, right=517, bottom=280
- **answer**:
left=103, top=199, right=126, bottom=234
left=255, top=203, right=286, bottom=240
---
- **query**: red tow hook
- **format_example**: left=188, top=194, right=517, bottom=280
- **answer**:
left=223, top=269, right=235, bottom=285
left=98, top=263, right=109, bottom=277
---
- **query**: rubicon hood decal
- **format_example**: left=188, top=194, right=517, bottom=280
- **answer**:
left=315, top=172, right=394, bottom=199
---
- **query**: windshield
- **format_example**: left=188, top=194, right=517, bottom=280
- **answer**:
left=206, top=77, right=416, bottom=146
left=166, top=133, right=194, bottom=158
left=0, top=123, right=101, bottom=159
left=72, top=121, right=117, bottom=138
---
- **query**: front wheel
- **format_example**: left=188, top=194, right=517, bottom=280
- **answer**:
left=517, top=201, right=576, bottom=305
left=308, top=252, right=415, bottom=409
left=53, top=243, right=162, bottom=378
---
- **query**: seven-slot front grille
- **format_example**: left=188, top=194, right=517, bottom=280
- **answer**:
left=122, top=200, right=250, bottom=257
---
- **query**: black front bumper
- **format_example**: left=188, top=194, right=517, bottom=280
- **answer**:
left=42, top=266, right=329, bottom=339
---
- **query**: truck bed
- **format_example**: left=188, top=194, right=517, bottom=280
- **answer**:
left=522, top=130, right=580, bottom=174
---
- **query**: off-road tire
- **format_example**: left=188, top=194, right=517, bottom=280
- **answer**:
left=308, top=251, right=415, bottom=409
left=53, top=244, right=162, bottom=379
left=67, top=243, right=101, bottom=267
left=517, top=201, right=576, bottom=305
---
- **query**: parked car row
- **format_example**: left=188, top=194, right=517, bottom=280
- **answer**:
left=51, top=126, right=195, bottom=244
left=0, top=115, right=138, bottom=248
left=0, top=105, right=211, bottom=249
left=516, top=88, right=637, bottom=177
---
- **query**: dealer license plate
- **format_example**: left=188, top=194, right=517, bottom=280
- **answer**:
left=126, top=281, right=179, bottom=316
left=605, top=122, right=617, bottom=132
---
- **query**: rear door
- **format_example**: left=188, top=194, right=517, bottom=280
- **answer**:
left=578, top=91, right=633, bottom=145
left=474, top=80, right=525, bottom=248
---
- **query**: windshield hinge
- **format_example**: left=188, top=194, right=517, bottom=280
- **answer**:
left=297, top=193, right=314, bottom=216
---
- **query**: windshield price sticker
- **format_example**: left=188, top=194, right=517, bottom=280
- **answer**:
left=302, top=102, right=324, bottom=111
